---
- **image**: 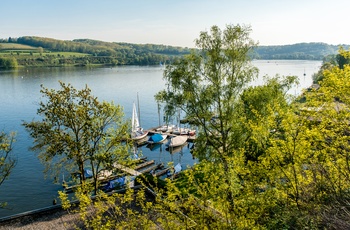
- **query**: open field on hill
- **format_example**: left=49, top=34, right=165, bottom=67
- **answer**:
left=0, top=52, right=89, bottom=57
left=0, top=43, right=90, bottom=59
left=0, top=43, right=37, bottom=50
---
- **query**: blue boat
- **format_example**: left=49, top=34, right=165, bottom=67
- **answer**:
left=147, top=133, right=167, bottom=144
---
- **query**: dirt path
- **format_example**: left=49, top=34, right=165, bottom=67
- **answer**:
left=0, top=207, right=82, bottom=230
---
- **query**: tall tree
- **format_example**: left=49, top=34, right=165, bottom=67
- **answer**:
left=23, top=82, right=130, bottom=193
left=156, top=24, right=258, bottom=162
left=154, top=24, right=308, bottom=228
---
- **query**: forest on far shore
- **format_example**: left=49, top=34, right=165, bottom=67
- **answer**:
left=0, top=36, right=349, bottom=68
left=253, top=42, right=350, bottom=60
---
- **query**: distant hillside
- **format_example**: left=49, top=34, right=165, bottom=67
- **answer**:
left=0, top=36, right=192, bottom=67
left=252, top=43, right=350, bottom=60
left=1, top=36, right=349, bottom=69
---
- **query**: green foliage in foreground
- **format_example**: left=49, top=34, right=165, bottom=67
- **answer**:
left=60, top=51, right=350, bottom=230
left=56, top=25, right=350, bottom=229
left=312, top=47, right=350, bottom=83
left=23, top=82, right=131, bottom=194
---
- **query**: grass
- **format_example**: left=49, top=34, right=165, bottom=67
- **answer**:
left=0, top=51, right=90, bottom=58
left=0, top=43, right=37, bottom=50
left=0, top=43, right=90, bottom=57
left=52, top=52, right=90, bottom=57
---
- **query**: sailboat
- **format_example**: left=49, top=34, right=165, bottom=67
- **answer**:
left=166, top=135, right=188, bottom=148
left=147, top=133, right=167, bottom=145
left=131, top=101, right=148, bottom=141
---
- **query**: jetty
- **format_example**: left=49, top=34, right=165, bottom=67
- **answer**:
left=134, top=159, right=155, bottom=170
left=112, top=163, right=142, bottom=176
left=145, top=125, right=196, bottom=142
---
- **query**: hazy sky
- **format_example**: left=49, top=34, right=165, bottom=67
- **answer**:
left=1, top=0, right=349, bottom=48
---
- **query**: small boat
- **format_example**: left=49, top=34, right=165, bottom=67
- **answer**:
left=188, top=129, right=196, bottom=136
left=131, top=101, right=148, bottom=140
left=172, top=127, right=185, bottom=135
left=167, top=135, right=188, bottom=148
left=104, top=175, right=136, bottom=191
left=172, top=127, right=196, bottom=136
left=166, top=163, right=182, bottom=178
left=147, top=133, right=167, bottom=144
left=156, top=124, right=175, bottom=133
left=156, top=125, right=169, bottom=132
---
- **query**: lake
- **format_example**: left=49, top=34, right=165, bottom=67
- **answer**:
left=0, top=60, right=322, bottom=218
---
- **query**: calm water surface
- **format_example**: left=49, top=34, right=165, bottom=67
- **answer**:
left=0, top=60, right=321, bottom=217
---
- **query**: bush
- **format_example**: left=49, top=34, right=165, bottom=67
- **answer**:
left=0, top=57, right=18, bottom=69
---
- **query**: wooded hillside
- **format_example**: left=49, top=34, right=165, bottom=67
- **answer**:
left=0, top=36, right=192, bottom=67
left=253, top=42, right=350, bottom=60
left=1, top=36, right=349, bottom=69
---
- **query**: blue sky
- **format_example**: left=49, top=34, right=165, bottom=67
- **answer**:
left=1, top=0, right=349, bottom=47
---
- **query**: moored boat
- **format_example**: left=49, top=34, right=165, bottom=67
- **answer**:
left=147, top=133, right=167, bottom=144
left=166, top=135, right=188, bottom=148
left=131, top=101, right=148, bottom=140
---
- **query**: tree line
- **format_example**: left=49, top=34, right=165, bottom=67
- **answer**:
left=253, top=42, right=350, bottom=60
left=1, top=36, right=348, bottom=70
left=0, top=36, right=192, bottom=66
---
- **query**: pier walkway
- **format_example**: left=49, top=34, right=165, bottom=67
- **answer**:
left=113, top=163, right=142, bottom=176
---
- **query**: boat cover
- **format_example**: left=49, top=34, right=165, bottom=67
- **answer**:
left=174, top=163, right=182, bottom=174
left=149, top=133, right=164, bottom=143
left=84, top=169, right=93, bottom=178
left=168, top=135, right=188, bottom=147
left=104, top=176, right=135, bottom=190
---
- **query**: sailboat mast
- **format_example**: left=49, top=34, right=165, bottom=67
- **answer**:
left=157, top=103, right=161, bottom=126
left=137, top=92, right=141, bottom=127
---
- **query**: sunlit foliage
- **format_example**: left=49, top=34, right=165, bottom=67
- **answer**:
left=59, top=28, right=350, bottom=229
left=23, top=82, right=131, bottom=193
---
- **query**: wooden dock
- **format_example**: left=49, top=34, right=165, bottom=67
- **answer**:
left=146, top=126, right=196, bottom=142
left=139, top=163, right=162, bottom=174
left=134, top=160, right=155, bottom=170
left=152, top=167, right=170, bottom=177
left=113, top=163, right=142, bottom=176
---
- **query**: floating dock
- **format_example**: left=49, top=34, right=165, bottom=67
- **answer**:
left=113, top=163, right=142, bottom=176
left=146, top=126, right=196, bottom=142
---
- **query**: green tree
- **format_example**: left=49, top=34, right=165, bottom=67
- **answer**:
left=0, top=57, right=18, bottom=69
left=37, top=46, right=44, bottom=56
left=0, top=131, right=16, bottom=207
left=156, top=24, right=258, bottom=162
left=154, top=25, right=260, bottom=221
left=297, top=61, right=350, bottom=228
left=153, top=23, right=317, bottom=228
left=23, top=82, right=130, bottom=193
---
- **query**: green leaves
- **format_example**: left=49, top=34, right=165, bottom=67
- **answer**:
left=60, top=29, right=350, bottom=229
left=0, top=132, right=16, bottom=184
left=0, top=131, right=16, bottom=207
left=23, top=81, right=130, bottom=193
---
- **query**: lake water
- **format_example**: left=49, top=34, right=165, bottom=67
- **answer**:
left=0, top=60, right=322, bottom=218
